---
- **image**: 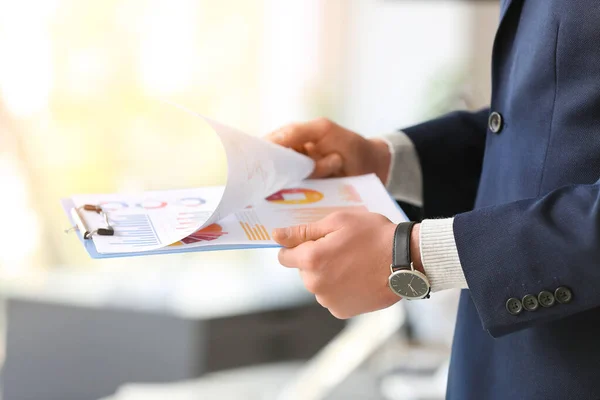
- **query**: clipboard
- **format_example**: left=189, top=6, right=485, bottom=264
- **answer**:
left=60, top=198, right=281, bottom=259
left=61, top=176, right=409, bottom=260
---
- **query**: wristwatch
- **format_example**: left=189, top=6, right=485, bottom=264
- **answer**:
left=388, top=222, right=431, bottom=300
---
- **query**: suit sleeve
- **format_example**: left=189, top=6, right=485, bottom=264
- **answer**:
left=403, top=108, right=489, bottom=219
left=454, top=182, right=600, bottom=337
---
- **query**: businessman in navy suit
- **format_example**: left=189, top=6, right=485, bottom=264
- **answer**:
left=267, top=1, right=600, bottom=398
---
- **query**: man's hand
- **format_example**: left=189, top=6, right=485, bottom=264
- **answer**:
left=265, top=118, right=392, bottom=183
left=273, top=211, right=413, bottom=319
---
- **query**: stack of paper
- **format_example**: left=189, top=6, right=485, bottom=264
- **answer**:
left=62, top=104, right=406, bottom=258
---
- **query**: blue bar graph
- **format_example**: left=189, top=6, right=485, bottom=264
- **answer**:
left=107, top=214, right=160, bottom=247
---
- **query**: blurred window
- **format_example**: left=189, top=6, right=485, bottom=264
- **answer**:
left=0, top=0, right=492, bottom=295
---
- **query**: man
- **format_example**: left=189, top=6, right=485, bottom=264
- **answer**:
left=266, top=1, right=600, bottom=399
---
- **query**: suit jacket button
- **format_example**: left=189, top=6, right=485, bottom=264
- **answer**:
left=506, top=297, right=523, bottom=315
left=555, top=286, right=573, bottom=304
left=488, top=111, right=503, bottom=133
left=522, top=294, right=539, bottom=311
left=538, top=290, right=556, bottom=307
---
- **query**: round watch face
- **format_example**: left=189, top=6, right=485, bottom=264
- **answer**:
left=389, top=270, right=430, bottom=300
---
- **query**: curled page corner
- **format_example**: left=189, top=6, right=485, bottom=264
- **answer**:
left=68, top=101, right=315, bottom=254
left=161, top=101, right=314, bottom=235
left=198, top=116, right=315, bottom=229
left=136, top=101, right=314, bottom=251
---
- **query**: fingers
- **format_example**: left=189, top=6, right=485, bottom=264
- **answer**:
left=314, top=294, right=329, bottom=308
left=304, top=142, right=319, bottom=158
left=309, top=153, right=343, bottom=178
left=265, top=123, right=320, bottom=149
left=278, top=242, right=319, bottom=269
left=265, top=119, right=349, bottom=178
left=304, top=143, right=343, bottom=178
left=265, top=118, right=334, bottom=150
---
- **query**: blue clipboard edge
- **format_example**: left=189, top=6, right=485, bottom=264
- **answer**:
left=60, top=198, right=280, bottom=259
left=60, top=189, right=408, bottom=259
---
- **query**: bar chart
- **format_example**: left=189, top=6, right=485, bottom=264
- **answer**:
left=339, top=184, right=362, bottom=203
left=107, top=214, right=160, bottom=247
left=235, top=210, right=271, bottom=241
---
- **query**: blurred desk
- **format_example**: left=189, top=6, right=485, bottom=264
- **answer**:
left=102, top=361, right=388, bottom=400
left=0, top=250, right=345, bottom=400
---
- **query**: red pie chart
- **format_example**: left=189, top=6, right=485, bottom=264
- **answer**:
left=138, top=200, right=167, bottom=209
left=181, top=224, right=227, bottom=244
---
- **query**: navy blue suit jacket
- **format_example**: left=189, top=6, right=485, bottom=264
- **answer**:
left=403, top=1, right=600, bottom=398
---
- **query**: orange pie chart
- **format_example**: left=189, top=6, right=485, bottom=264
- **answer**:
left=266, top=188, right=324, bottom=205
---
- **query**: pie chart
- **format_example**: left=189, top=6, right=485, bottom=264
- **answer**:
left=266, top=188, right=324, bottom=205
left=138, top=200, right=167, bottom=209
left=181, top=224, right=227, bottom=244
left=178, top=197, right=206, bottom=207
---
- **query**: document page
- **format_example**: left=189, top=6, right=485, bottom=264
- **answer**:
left=156, top=174, right=405, bottom=250
left=69, top=174, right=405, bottom=255
left=68, top=102, right=314, bottom=254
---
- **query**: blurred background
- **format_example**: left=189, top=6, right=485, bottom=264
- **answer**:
left=0, top=0, right=498, bottom=399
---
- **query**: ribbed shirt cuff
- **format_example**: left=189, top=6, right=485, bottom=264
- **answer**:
left=379, top=132, right=423, bottom=207
left=420, top=218, right=468, bottom=292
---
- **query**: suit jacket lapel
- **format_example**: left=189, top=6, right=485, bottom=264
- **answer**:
left=499, top=0, right=515, bottom=24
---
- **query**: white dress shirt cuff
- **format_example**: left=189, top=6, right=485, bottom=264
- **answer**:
left=380, top=132, right=423, bottom=207
left=419, top=218, right=468, bottom=292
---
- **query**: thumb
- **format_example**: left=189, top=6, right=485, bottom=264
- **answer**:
left=272, top=221, right=333, bottom=248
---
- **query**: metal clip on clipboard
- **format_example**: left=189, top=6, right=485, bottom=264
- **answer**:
left=65, top=204, right=114, bottom=239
